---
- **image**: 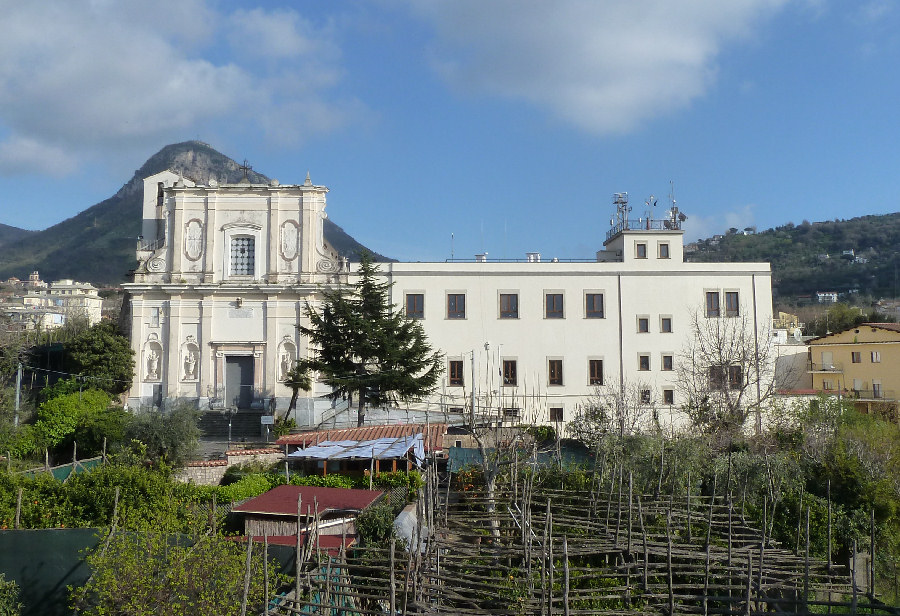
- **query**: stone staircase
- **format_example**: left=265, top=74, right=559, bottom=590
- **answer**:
left=198, top=409, right=269, bottom=441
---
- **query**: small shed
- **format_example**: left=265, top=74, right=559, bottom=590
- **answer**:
left=232, top=484, right=383, bottom=538
left=285, top=433, right=425, bottom=476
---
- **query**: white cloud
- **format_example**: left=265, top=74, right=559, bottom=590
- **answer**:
left=0, top=136, right=77, bottom=177
left=684, top=203, right=757, bottom=242
left=0, top=1, right=358, bottom=176
left=407, top=0, right=788, bottom=134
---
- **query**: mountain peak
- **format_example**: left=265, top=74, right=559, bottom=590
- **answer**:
left=0, top=142, right=387, bottom=284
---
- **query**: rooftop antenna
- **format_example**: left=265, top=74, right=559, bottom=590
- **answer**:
left=613, top=192, right=630, bottom=229
left=666, top=180, right=687, bottom=229
left=451, top=233, right=454, bottom=261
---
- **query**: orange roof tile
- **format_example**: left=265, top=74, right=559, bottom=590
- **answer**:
left=277, top=423, right=446, bottom=453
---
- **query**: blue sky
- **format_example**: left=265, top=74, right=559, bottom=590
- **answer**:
left=0, top=1, right=898, bottom=262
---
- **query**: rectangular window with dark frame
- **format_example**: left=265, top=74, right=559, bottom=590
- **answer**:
left=636, top=243, right=647, bottom=258
left=503, top=407, right=520, bottom=419
left=662, top=354, right=673, bottom=371
left=709, top=365, right=726, bottom=390
left=658, top=243, right=670, bottom=259
left=725, top=291, right=740, bottom=317
left=640, top=389, right=651, bottom=404
left=638, top=317, right=649, bottom=333
left=545, top=293, right=564, bottom=319
left=706, top=291, right=720, bottom=317
left=503, top=360, right=517, bottom=386
left=448, top=360, right=464, bottom=386
left=639, top=354, right=650, bottom=371
left=728, top=365, right=743, bottom=389
left=851, top=351, right=861, bottom=363
left=661, top=316, right=672, bottom=333
left=500, top=293, right=519, bottom=319
left=589, top=359, right=604, bottom=385
left=230, top=236, right=255, bottom=276
left=549, top=407, right=564, bottom=422
left=447, top=293, right=466, bottom=319
left=405, top=293, right=424, bottom=319
left=585, top=293, right=604, bottom=318
left=663, top=389, right=674, bottom=405
left=548, top=359, right=563, bottom=386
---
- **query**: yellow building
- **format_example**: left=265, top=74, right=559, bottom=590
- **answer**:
left=807, top=323, right=900, bottom=414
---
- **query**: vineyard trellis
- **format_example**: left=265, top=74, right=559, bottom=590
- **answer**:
left=268, top=444, right=895, bottom=616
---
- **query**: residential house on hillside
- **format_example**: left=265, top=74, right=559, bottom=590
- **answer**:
left=807, top=323, right=900, bottom=414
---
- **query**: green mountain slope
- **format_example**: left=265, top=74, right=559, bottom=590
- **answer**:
left=0, top=223, right=36, bottom=249
left=688, top=214, right=900, bottom=299
left=0, top=141, right=388, bottom=284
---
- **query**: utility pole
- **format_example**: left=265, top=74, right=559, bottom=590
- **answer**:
left=14, top=362, right=22, bottom=427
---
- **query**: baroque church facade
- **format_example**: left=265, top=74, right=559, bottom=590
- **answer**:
left=123, top=172, right=773, bottom=430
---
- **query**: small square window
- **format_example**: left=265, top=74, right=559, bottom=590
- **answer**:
left=454, top=440, right=463, bottom=448
left=663, top=389, right=674, bottom=405
left=503, top=360, right=518, bottom=386
left=640, top=389, right=651, bottom=404
left=585, top=293, right=604, bottom=318
left=725, top=291, right=740, bottom=317
left=706, top=292, right=720, bottom=317
left=449, top=360, right=464, bottom=386
left=822, top=380, right=833, bottom=390
left=851, top=352, right=861, bottom=363
left=549, top=407, right=563, bottom=422
left=500, top=293, right=519, bottom=319
left=503, top=407, right=519, bottom=418
left=447, top=294, right=466, bottom=319
left=660, top=317, right=672, bottom=333
left=662, top=355, right=673, bottom=371
left=658, top=243, right=670, bottom=259
left=636, top=243, right=647, bottom=259
left=871, top=351, right=881, bottom=363
left=150, top=307, right=160, bottom=328
left=545, top=293, right=564, bottom=319
left=639, top=354, right=650, bottom=371
left=589, top=359, right=603, bottom=385
left=728, top=365, right=743, bottom=389
left=548, top=359, right=563, bottom=386
left=637, top=317, right=649, bottom=333
left=406, top=293, right=424, bottom=319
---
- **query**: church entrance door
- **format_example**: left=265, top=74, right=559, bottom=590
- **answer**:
left=225, top=356, right=254, bottom=409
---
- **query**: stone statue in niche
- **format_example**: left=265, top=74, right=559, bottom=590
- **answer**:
left=184, top=351, right=197, bottom=380
left=147, top=350, right=159, bottom=380
left=281, top=353, right=292, bottom=380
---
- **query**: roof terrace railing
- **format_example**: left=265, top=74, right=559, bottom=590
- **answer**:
left=605, top=217, right=683, bottom=242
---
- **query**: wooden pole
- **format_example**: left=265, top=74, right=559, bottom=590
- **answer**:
left=14, top=487, right=22, bottom=529
left=541, top=500, right=549, bottom=616
left=666, top=511, right=674, bottom=616
left=240, top=536, right=253, bottom=616
left=390, top=536, right=397, bottom=616
left=827, top=479, right=833, bottom=573
left=870, top=508, right=876, bottom=599
left=804, top=507, right=810, bottom=611
left=638, top=496, right=648, bottom=591
left=563, top=535, right=571, bottom=616
left=295, top=494, right=303, bottom=603
left=263, top=533, right=269, bottom=616
left=627, top=471, right=633, bottom=556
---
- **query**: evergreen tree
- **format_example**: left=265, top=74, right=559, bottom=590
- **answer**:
left=66, top=322, right=134, bottom=395
left=299, top=253, right=442, bottom=426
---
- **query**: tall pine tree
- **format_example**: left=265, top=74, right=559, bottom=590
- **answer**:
left=299, top=253, right=442, bottom=426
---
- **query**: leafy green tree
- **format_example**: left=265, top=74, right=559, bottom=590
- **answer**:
left=124, top=403, right=200, bottom=468
left=33, top=389, right=110, bottom=451
left=299, top=253, right=442, bottom=426
left=71, top=531, right=282, bottom=616
left=0, top=573, right=21, bottom=616
left=66, top=322, right=134, bottom=395
left=282, top=360, right=311, bottom=419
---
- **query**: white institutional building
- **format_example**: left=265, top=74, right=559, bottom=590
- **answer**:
left=123, top=172, right=773, bottom=431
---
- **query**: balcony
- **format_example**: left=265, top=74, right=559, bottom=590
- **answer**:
left=848, top=389, right=896, bottom=401
left=807, top=362, right=843, bottom=373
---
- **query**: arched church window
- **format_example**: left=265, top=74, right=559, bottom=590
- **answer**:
left=230, top=236, right=255, bottom=276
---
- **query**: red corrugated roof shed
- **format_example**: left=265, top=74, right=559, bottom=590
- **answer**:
left=276, top=423, right=446, bottom=453
left=232, top=485, right=383, bottom=517
left=230, top=534, right=355, bottom=556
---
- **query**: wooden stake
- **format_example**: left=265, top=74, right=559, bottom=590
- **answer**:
left=563, top=535, right=570, bottom=616
left=240, top=536, right=253, bottom=616
left=14, top=487, right=22, bottom=529
left=263, top=533, right=269, bottom=616
left=390, top=536, right=397, bottom=616
left=295, top=494, right=303, bottom=603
